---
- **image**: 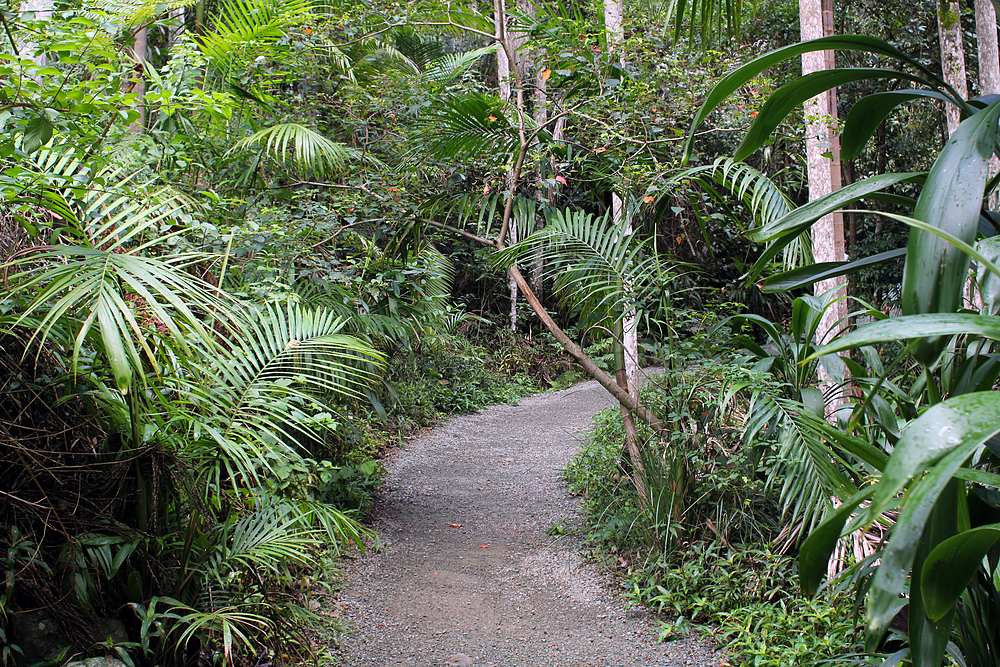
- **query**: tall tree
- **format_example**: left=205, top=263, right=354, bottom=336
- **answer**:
left=494, top=0, right=519, bottom=329
left=975, top=0, right=999, bottom=202
left=799, top=0, right=849, bottom=413
left=938, top=0, right=968, bottom=136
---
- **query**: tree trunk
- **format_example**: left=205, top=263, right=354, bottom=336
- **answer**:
left=604, top=0, right=624, bottom=49
left=801, top=0, right=849, bottom=411
left=612, top=192, right=647, bottom=502
left=976, top=0, right=999, bottom=205
left=168, top=6, right=185, bottom=49
left=494, top=0, right=512, bottom=100
left=507, top=208, right=519, bottom=330
left=938, top=0, right=969, bottom=136
left=18, top=0, right=52, bottom=66
left=530, top=68, right=548, bottom=298
left=130, top=26, right=148, bottom=131
left=974, top=0, right=997, bottom=309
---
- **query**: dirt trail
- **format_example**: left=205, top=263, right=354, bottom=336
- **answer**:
left=334, top=379, right=720, bottom=667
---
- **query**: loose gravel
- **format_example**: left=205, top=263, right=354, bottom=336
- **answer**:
left=333, top=378, right=722, bottom=667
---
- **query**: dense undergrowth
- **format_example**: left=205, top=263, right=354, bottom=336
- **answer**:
left=565, top=340, right=865, bottom=666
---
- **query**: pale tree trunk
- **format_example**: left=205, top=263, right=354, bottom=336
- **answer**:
left=605, top=0, right=647, bottom=501
left=167, top=7, right=186, bottom=49
left=604, top=0, right=624, bottom=47
left=975, top=0, right=999, bottom=195
left=495, top=0, right=511, bottom=101
left=938, top=0, right=969, bottom=136
left=530, top=68, right=547, bottom=297
left=801, top=0, right=849, bottom=411
left=17, top=0, right=52, bottom=66
left=130, top=26, right=148, bottom=131
left=507, top=214, right=519, bottom=330
left=495, top=0, right=517, bottom=328
left=973, top=0, right=997, bottom=309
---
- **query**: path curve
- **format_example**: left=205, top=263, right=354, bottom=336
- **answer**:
left=335, top=379, right=720, bottom=667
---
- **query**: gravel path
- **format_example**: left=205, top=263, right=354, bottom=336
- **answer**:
left=334, top=379, right=721, bottom=667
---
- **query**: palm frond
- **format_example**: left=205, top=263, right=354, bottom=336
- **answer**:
left=739, top=389, right=861, bottom=538
left=229, top=123, right=372, bottom=176
left=165, top=600, right=272, bottom=665
left=392, top=27, right=444, bottom=70
left=197, top=0, right=310, bottom=71
left=422, top=190, right=540, bottom=243
left=83, top=0, right=197, bottom=28
left=207, top=501, right=318, bottom=580
left=413, top=94, right=521, bottom=161
left=162, top=303, right=384, bottom=486
left=676, top=157, right=812, bottom=270
left=9, top=249, right=228, bottom=392
left=493, top=207, right=661, bottom=318
left=423, top=44, right=498, bottom=85
left=349, top=41, right=421, bottom=80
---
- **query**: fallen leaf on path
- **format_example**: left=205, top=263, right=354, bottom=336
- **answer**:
left=448, top=524, right=462, bottom=527
left=479, top=545, right=489, bottom=548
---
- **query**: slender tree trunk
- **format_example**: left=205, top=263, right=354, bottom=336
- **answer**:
left=604, top=0, right=624, bottom=47
left=974, top=0, right=997, bottom=309
left=129, top=26, right=148, bottom=131
left=18, top=0, right=52, bottom=66
left=801, top=0, right=849, bottom=412
left=602, top=4, right=648, bottom=502
left=507, top=211, right=519, bottom=330
left=938, top=0, right=969, bottom=136
left=612, top=192, right=646, bottom=501
left=530, top=69, right=547, bottom=297
left=975, top=0, right=999, bottom=204
left=168, top=6, right=185, bottom=49
left=495, top=0, right=511, bottom=100
left=495, top=0, right=518, bottom=328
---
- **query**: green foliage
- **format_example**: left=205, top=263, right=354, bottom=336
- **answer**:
left=388, top=334, right=534, bottom=425
left=686, top=25, right=1000, bottom=667
left=717, top=595, right=861, bottom=667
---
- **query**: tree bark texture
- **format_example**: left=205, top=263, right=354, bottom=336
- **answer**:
left=938, top=0, right=969, bottom=136
left=800, top=0, right=848, bottom=345
left=976, top=0, right=999, bottom=206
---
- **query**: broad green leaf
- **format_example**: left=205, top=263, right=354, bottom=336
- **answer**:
left=908, top=480, right=960, bottom=667
left=761, top=248, right=906, bottom=293
left=22, top=114, right=53, bottom=153
left=749, top=173, right=922, bottom=243
left=800, top=487, right=873, bottom=597
left=921, top=523, right=1000, bottom=621
left=954, top=467, right=1000, bottom=487
left=902, top=98, right=1000, bottom=366
left=810, top=313, right=1000, bottom=358
left=867, top=392, right=1000, bottom=629
left=841, top=90, right=952, bottom=161
left=736, top=70, right=929, bottom=161
left=683, top=35, right=942, bottom=163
